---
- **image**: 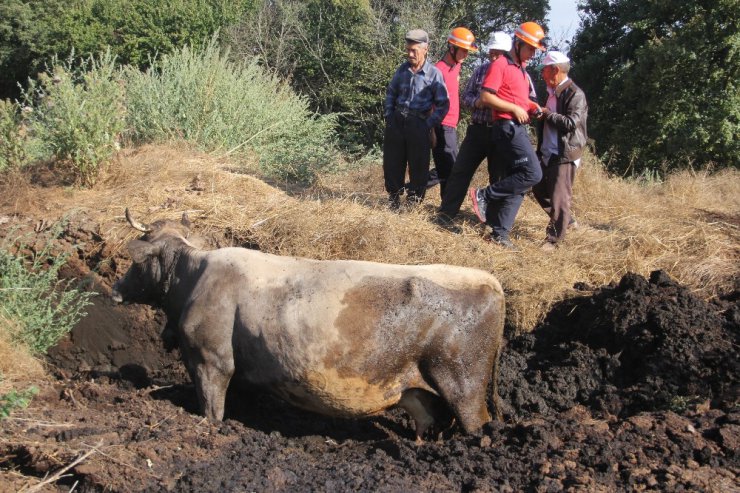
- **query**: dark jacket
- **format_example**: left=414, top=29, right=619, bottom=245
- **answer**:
left=536, top=79, right=588, bottom=164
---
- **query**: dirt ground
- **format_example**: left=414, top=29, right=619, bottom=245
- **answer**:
left=0, top=198, right=738, bottom=491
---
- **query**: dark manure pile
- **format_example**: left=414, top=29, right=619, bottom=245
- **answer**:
left=5, top=268, right=739, bottom=492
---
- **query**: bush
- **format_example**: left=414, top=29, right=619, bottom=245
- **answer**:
left=124, top=38, right=338, bottom=183
left=20, top=51, right=126, bottom=186
left=0, top=231, right=94, bottom=355
left=0, top=99, right=28, bottom=171
left=0, top=382, right=38, bottom=419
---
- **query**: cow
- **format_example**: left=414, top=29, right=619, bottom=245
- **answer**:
left=112, top=209, right=505, bottom=441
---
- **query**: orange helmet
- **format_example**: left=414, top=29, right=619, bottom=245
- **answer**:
left=448, top=27, right=478, bottom=52
left=514, top=22, right=546, bottom=51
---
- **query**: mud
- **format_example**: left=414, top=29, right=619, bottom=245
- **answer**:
left=1, top=217, right=738, bottom=492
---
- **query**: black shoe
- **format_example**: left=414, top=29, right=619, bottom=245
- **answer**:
left=426, top=168, right=441, bottom=188
left=468, top=188, right=487, bottom=223
left=485, top=235, right=518, bottom=251
left=388, top=195, right=401, bottom=211
left=432, top=213, right=461, bottom=234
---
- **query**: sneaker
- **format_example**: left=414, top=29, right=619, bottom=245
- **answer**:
left=468, top=188, right=487, bottom=223
left=485, top=235, right=518, bottom=251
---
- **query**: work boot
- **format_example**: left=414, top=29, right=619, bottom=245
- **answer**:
left=468, top=188, right=487, bottom=223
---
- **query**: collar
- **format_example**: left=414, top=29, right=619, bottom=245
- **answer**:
left=555, top=77, right=573, bottom=97
left=406, top=59, right=433, bottom=74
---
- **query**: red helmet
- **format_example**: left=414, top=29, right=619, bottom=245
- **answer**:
left=515, top=22, right=546, bottom=51
left=448, top=27, right=478, bottom=52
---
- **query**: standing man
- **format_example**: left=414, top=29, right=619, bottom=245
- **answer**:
left=533, top=51, right=588, bottom=250
left=435, top=31, right=512, bottom=225
left=430, top=27, right=477, bottom=198
left=384, top=29, right=449, bottom=210
left=468, top=22, right=547, bottom=249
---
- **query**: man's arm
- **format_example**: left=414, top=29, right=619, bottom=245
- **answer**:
left=543, top=89, right=587, bottom=133
left=384, top=69, right=401, bottom=120
left=427, top=71, right=450, bottom=128
left=480, top=89, right=530, bottom=123
left=461, top=64, right=486, bottom=109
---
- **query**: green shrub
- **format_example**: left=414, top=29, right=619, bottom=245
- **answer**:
left=0, top=382, right=38, bottom=419
left=0, top=99, right=28, bottom=171
left=21, top=50, right=126, bottom=186
left=124, top=38, right=338, bottom=183
left=0, top=231, right=94, bottom=355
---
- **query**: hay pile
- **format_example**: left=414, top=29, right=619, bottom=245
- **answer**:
left=6, top=143, right=738, bottom=331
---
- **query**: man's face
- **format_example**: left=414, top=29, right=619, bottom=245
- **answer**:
left=406, top=42, right=428, bottom=66
left=453, top=47, right=470, bottom=63
left=541, top=65, right=558, bottom=88
left=489, top=49, right=503, bottom=62
left=518, top=42, right=536, bottom=63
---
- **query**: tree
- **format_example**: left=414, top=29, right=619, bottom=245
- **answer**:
left=570, top=0, right=740, bottom=173
left=0, top=0, right=256, bottom=99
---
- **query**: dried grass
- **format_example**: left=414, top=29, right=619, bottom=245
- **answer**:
left=4, top=143, right=738, bottom=332
left=0, top=315, right=46, bottom=392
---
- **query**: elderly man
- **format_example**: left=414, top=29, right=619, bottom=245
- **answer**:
left=533, top=51, right=588, bottom=250
left=384, top=29, right=449, bottom=210
left=435, top=32, right=512, bottom=226
left=468, top=22, right=547, bottom=249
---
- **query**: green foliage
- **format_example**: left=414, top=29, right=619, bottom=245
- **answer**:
left=20, top=51, right=127, bottom=186
left=124, top=39, right=338, bottom=183
left=0, top=383, right=38, bottom=419
left=571, top=0, right=740, bottom=173
left=0, top=231, right=94, bottom=355
left=0, top=99, right=28, bottom=171
left=0, top=0, right=256, bottom=100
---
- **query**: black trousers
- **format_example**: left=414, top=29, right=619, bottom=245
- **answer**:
left=383, top=111, right=432, bottom=200
left=431, top=124, right=458, bottom=199
left=438, top=123, right=499, bottom=218
left=482, top=120, right=543, bottom=239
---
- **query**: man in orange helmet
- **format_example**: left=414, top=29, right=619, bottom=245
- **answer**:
left=428, top=27, right=477, bottom=199
left=468, top=22, right=547, bottom=249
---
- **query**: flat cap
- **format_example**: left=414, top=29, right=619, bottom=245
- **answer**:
left=405, top=29, right=429, bottom=44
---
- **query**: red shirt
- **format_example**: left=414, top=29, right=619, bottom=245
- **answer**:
left=435, top=59, right=461, bottom=127
left=481, top=55, right=531, bottom=120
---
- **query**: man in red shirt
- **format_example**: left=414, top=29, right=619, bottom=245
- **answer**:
left=468, top=22, right=547, bottom=249
left=430, top=27, right=477, bottom=198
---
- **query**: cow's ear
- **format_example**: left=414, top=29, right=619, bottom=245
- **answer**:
left=127, top=240, right=160, bottom=263
left=181, top=213, right=192, bottom=229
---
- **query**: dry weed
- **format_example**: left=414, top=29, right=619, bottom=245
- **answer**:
left=0, top=315, right=46, bottom=392
left=3, top=144, right=737, bottom=332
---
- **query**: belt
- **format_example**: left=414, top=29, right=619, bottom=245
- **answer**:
left=493, top=118, right=519, bottom=126
left=396, top=108, right=430, bottom=119
left=471, top=121, right=495, bottom=127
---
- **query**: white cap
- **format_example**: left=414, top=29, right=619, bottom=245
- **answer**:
left=542, top=51, right=570, bottom=65
left=486, top=32, right=512, bottom=52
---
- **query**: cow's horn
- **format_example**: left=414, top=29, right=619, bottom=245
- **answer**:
left=125, top=208, right=152, bottom=232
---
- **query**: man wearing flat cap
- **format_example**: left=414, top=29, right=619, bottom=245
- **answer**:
left=533, top=50, right=588, bottom=250
left=383, top=29, right=449, bottom=210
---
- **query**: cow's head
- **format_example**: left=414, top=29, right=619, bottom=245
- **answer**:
left=111, top=209, right=195, bottom=305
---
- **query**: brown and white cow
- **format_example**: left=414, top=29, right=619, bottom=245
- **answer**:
left=112, top=210, right=505, bottom=440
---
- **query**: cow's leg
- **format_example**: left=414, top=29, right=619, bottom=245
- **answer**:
left=179, top=319, right=235, bottom=421
left=426, top=362, right=492, bottom=433
left=193, top=347, right=235, bottom=421
left=398, top=388, right=454, bottom=443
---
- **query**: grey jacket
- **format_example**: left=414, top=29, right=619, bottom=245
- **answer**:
left=536, top=79, right=588, bottom=164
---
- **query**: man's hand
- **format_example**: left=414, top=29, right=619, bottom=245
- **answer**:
left=512, top=106, right=530, bottom=124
